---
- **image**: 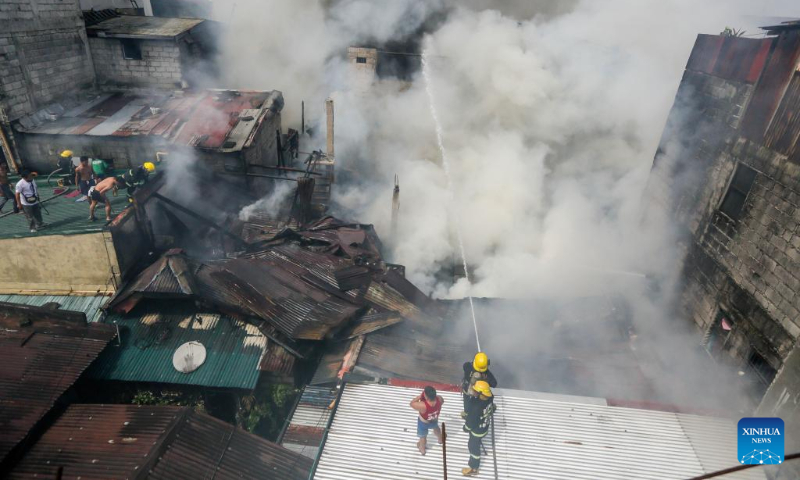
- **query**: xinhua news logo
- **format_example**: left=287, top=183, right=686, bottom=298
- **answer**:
left=738, top=417, right=784, bottom=465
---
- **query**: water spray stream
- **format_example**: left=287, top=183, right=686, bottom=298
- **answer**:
left=422, top=52, right=481, bottom=352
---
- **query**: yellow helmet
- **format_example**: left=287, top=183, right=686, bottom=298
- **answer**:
left=143, top=162, right=156, bottom=173
left=60, top=150, right=73, bottom=158
left=473, top=380, right=492, bottom=397
left=473, top=352, right=489, bottom=372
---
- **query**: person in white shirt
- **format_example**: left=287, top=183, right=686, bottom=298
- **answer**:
left=14, top=170, right=44, bottom=232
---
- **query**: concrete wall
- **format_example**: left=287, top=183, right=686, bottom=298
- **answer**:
left=89, top=37, right=183, bottom=89
left=0, top=231, right=121, bottom=293
left=0, top=0, right=95, bottom=121
left=19, top=132, right=172, bottom=172
left=347, top=47, right=377, bottom=91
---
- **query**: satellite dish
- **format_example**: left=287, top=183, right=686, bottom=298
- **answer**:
left=172, top=341, right=206, bottom=373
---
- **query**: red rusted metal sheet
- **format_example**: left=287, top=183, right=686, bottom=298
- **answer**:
left=686, top=34, right=724, bottom=74
left=0, top=307, right=116, bottom=466
left=172, top=91, right=269, bottom=149
left=747, top=39, right=774, bottom=83
left=764, top=71, right=800, bottom=162
left=388, top=378, right=461, bottom=393
left=712, top=37, right=774, bottom=83
left=6, top=405, right=313, bottom=480
left=69, top=117, right=107, bottom=135
left=686, top=35, right=773, bottom=84
left=742, top=30, right=800, bottom=140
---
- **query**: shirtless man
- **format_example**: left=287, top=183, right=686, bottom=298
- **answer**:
left=88, top=176, right=118, bottom=222
left=74, top=157, right=95, bottom=197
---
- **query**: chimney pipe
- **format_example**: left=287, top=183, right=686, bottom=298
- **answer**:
left=326, top=98, right=334, bottom=159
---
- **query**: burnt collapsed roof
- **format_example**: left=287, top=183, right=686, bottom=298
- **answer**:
left=6, top=404, right=313, bottom=480
left=0, top=302, right=117, bottom=468
left=110, top=217, right=443, bottom=343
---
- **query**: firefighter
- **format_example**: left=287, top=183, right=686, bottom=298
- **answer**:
left=462, top=380, right=495, bottom=477
left=57, top=150, right=75, bottom=185
left=461, top=352, right=497, bottom=418
left=118, top=162, right=155, bottom=199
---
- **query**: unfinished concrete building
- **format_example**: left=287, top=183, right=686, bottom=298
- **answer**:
left=85, top=12, right=214, bottom=90
left=645, top=21, right=800, bottom=473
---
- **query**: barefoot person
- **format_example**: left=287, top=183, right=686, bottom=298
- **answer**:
left=410, top=386, right=443, bottom=455
left=88, top=176, right=118, bottom=222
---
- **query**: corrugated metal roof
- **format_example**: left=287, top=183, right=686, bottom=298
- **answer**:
left=86, top=15, right=204, bottom=39
left=0, top=309, right=116, bottom=465
left=112, top=247, right=365, bottom=341
left=742, top=30, right=800, bottom=140
left=280, top=386, right=337, bottom=459
left=0, top=186, right=131, bottom=240
left=88, top=308, right=269, bottom=390
left=17, top=90, right=283, bottom=154
left=0, top=294, right=108, bottom=323
left=7, top=404, right=313, bottom=479
left=313, top=383, right=767, bottom=480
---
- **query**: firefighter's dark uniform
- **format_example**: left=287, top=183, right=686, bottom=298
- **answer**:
left=118, top=166, right=149, bottom=198
left=464, top=394, right=495, bottom=470
left=462, top=362, right=497, bottom=412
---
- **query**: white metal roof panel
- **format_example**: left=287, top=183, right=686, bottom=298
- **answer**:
left=313, top=383, right=766, bottom=480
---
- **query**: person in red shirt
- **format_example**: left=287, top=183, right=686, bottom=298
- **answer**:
left=410, top=386, right=444, bottom=455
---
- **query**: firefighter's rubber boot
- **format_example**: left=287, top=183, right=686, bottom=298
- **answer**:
left=462, top=467, right=479, bottom=476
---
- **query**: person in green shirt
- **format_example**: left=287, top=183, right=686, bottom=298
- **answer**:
left=91, top=158, right=109, bottom=179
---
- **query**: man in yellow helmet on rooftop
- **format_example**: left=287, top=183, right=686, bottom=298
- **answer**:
left=462, top=380, right=495, bottom=477
left=461, top=352, right=497, bottom=419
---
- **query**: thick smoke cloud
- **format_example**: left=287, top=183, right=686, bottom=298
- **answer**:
left=205, top=0, right=799, bottom=408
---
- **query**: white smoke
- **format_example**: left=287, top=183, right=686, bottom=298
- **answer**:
left=201, top=0, right=800, bottom=407
left=239, top=180, right=294, bottom=221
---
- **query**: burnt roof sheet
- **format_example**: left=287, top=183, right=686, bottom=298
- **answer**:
left=7, top=404, right=313, bottom=480
left=355, top=323, right=467, bottom=386
left=86, top=15, right=204, bottom=39
left=0, top=307, right=116, bottom=464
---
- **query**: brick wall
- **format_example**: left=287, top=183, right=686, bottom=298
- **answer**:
left=0, top=0, right=94, bottom=120
left=89, top=37, right=183, bottom=89
left=645, top=38, right=800, bottom=384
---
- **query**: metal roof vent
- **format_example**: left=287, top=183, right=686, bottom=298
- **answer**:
left=172, top=341, right=206, bottom=373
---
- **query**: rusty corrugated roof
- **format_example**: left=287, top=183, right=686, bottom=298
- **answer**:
left=111, top=246, right=366, bottom=342
left=17, top=90, right=283, bottom=154
left=279, top=386, right=337, bottom=460
left=6, top=404, right=313, bottom=479
left=0, top=303, right=116, bottom=466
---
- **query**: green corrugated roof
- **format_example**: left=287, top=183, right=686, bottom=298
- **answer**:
left=0, top=294, right=109, bottom=323
left=0, top=184, right=131, bottom=239
left=88, top=307, right=267, bottom=390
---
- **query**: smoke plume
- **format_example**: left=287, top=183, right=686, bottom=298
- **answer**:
left=203, top=0, right=800, bottom=409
